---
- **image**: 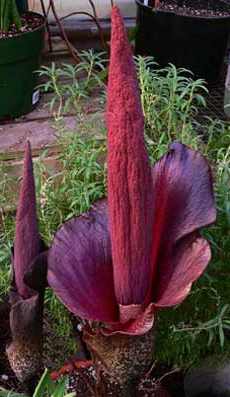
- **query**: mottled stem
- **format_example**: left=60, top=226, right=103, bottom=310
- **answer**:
left=6, top=251, right=47, bottom=395
left=6, top=292, right=44, bottom=394
left=83, top=328, right=154, bottom=396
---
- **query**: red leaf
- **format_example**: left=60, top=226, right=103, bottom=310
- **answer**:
left=107, top=6, right=153, bottom=306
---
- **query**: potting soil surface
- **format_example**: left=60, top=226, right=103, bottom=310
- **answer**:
left=156, top=0, right=230, bottom=17
left=0, top=13, right=43, bottom=39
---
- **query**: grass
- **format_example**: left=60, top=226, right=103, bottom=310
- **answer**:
left=0, top=55, right=229, bottom=369
left=36, top=126, right=106, bottom=243
left=0, top=166, right=16, bottom=299
left=136, top=57, right=230, bottom=367
left=37, top=50, right=107, bottom=121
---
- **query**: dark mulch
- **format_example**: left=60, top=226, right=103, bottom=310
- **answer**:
left=66, top=362, right=185, bottom=396
left=0, top=13, right=43, bottom=39
left=153, top=0, right=230, bottom=17
left=0, top=298, right=185, bottom=396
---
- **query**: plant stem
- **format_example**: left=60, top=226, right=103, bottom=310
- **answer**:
left=83, top=328, right=155, bottom=396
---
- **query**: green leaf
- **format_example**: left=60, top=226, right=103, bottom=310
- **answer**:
left=3, top=0, right=11, bottom=32
left=33, top=368, right=55, bottom=397
left=11, top=0, right=21, bottom=30
left=52, top=378, right=67, bottom=397
left=219, top=325, right=225, bottom=349
left=0, top=0, right=21, bottom=32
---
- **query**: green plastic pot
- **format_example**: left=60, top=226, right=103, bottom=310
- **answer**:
left=0, top=12, right=45, bottom=121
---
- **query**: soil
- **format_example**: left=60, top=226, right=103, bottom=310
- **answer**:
left=0, top=298, right=186, bottom=396
left=66, top=363, right=185, bottom=396
left=0, top=13, right=43, bottom=40
left=0, top=298, right=24, bottom=393
left=152, top=0, right=230, bottom=17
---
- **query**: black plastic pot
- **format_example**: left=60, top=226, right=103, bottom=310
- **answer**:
left=0, top=12, right=45, bottom=121
left=184, top=364, right=230, bottom=397
left=135, top=0, right=230, bottom=82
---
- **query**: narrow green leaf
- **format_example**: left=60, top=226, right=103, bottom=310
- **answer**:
left=33, top=368, right=55, bottom=397
left=219, top=325, right=225, bottom=349
left=11, top=0, right=22, bottom=30
left=52, top=378, right=67, bottom=397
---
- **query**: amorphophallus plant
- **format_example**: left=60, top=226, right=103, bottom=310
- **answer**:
left=48, top=6, right=216, bottom=395
left=6, top=141, right=47, bottom=395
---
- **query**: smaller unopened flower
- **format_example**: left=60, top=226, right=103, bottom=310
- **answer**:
left=48, top=7, right=216, bottom=336
left=7, top=141, right=47, bottom=385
